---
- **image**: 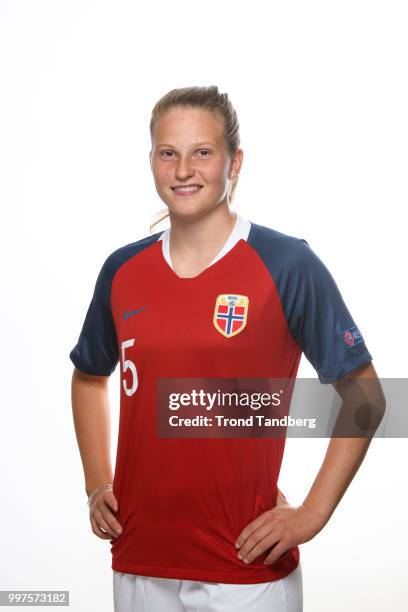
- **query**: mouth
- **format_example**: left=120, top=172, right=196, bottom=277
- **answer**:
left=171, top=184, right=203, bottom=196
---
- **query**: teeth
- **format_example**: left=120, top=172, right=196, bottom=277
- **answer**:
left=174, top=185, right=201, bottom=192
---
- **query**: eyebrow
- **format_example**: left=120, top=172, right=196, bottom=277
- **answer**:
left=155, top=141, right=218, bottom=148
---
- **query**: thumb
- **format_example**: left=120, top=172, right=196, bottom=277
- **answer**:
left=105, top=490, right=118, bottom=512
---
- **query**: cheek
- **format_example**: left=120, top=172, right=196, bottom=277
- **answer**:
left=153, top=164, right=172, bottom=186
left=205, top=162, right=230, bottom=185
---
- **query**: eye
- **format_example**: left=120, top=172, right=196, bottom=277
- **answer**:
left=158, top=149, right=211, bottom=158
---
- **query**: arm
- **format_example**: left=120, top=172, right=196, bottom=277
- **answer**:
left=71, top=367, right=113, bottom=496
left=71, top=367, right=122, bottom=540
left=235, top=362, right=386, bottom=564
left=302, top=361, right=385, bottom=523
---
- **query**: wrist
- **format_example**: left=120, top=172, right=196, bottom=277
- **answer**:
left=87, top=483, right=113, bottom=506
left=86, top=475, right=113, bottom=498
left=301, top=500, right=332, bottom=528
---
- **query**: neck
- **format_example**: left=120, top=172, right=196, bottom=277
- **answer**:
left=167, top=204, right=237, bottom=256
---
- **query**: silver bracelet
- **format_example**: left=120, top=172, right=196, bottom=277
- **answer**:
left=87, top=483, right=113, bottom=506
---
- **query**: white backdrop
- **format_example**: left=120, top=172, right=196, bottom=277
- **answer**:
left=1, top=1, right=407, bottom=611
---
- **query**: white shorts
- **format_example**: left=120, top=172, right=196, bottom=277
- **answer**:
left=112, top=563, right=303, bottom=612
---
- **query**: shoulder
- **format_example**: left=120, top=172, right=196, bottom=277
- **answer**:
left=101, top=231, right=162, bottom=275
left=93, top=231, right=162, bottom=291
left=247, top=221, right=315, bottom=272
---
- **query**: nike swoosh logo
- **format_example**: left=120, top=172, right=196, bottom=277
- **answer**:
left=123, top=307, right=145, bottom=320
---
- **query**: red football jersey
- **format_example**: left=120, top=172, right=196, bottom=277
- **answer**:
left=70, top=215, right=372, bottom=583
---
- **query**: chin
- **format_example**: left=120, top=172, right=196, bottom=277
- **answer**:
left=167, top=203, right=215, bottom=221
left=168, top=206, right=206, bottom=218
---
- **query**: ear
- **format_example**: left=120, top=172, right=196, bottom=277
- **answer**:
left=229, top=148, right=244, bottom=178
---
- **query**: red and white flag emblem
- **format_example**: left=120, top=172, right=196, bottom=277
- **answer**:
left=213, top=294, right=249, bottom=338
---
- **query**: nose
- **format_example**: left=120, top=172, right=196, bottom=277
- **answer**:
left=175, top=155, right=195, bottom=180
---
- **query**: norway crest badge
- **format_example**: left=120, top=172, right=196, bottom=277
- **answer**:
left=213, top=294, right=249, bottom=338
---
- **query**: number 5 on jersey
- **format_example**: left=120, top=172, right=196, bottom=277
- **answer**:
left=121, top=339, right=138, bottom=396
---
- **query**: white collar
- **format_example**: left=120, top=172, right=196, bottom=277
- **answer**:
left=157, top=213, right=251, bottom=271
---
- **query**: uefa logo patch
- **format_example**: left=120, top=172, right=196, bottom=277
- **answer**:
left=213, top=294, right=249, bottom=338
left=342, top=326, right=363, bottom=347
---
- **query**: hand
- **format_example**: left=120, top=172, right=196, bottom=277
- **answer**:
left=235, top=501, right=326, bottom=566
left=89, top=488, right=123, bottom=540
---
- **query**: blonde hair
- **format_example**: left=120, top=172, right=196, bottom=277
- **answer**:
left=149, top=85, right=241, bottom=233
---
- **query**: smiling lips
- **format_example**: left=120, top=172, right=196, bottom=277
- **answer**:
left=172, top=185, right=203, bottom=196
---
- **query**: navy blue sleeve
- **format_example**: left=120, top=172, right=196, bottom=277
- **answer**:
left=284, top=238, right=373, bottom=383
left=247, top=223, right=373, bottom=384
left=69, top=255, right=119, bottom=376
left=69, top=232, right=162, bottom=376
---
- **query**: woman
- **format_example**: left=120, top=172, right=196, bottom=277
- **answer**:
left=70, top=86, right=378, bottom=612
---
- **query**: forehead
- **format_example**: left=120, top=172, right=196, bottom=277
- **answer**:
left=152, top=106, right=225, bottom=146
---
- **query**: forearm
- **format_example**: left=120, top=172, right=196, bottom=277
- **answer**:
left=71, top=368, right=113, bottom=496
left=302, top=436, right=372, bottom=524
left=303, top=368, right=386, bottom=524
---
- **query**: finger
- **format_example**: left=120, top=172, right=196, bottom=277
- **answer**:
left=93, top=508, right=120, bottom=539
left=238, top=530, right=281, bottom=565
left=237, top=523, right=279, bottom=562
left=90, top=514, right=112, bottom=540
left=103, top=490, right=119, bottom=513
left=99, top=500, right=123, bottom=536
left=264, top=542, right=289, bottom=566
left=235, top=511, right=271, bottom=549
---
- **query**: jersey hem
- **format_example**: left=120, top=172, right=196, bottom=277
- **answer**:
left=318, top=351, right=373, bottom=383
left=69, top=352, right=114, bottom=377
left=111, top=558, right=300, bottom=584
